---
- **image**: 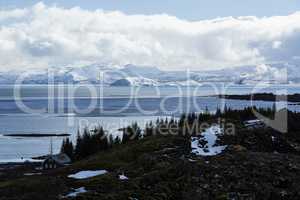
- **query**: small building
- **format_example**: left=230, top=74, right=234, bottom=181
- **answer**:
left=43, top=153, right=71, bottom=170
left=244, top=119, right=265, bottom=129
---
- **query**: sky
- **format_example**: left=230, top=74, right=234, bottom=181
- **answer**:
left=1, top=0, right=300, bottom=21
left=0, top=1, right=300, bottom=71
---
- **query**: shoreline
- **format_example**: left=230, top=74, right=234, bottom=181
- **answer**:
left=218, top=93, right=300, bottom=103
left=3, top=133, right=71, bottom=137
left=0, top=159, right=43, bottom=170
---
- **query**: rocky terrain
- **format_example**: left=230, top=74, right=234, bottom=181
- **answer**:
left=1, top=124, right=300, bottom=200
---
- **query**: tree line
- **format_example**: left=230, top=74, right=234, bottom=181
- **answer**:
left=61, top=105, right=300, bottom=161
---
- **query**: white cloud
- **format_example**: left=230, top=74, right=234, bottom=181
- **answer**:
left=0, top=7, right=28, bottom=21
left=0, top=2, right=300, bottom=71
left=272, top=41, right=282, bottom=49
left=254, top=64, right=288, bottom=83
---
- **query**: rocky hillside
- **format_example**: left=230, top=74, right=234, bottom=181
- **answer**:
left=1, top=128, right=300, bottom=200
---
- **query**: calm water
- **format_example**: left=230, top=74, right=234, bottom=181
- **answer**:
left=0, top=84, right=299, bottom=162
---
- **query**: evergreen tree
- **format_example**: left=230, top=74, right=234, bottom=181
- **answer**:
left=60, top=137, right=74, bottom=160
left=114, top=136, right=121, bottom=145
left=122, top=122, right=142, bottom=143
left=75, top=130, right=83, bottom=159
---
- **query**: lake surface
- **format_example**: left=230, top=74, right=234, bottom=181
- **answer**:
left=0, top=84, right=299, bottom=162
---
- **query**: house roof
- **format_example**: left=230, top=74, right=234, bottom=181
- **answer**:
left=45, top=153, right=71, bottom=165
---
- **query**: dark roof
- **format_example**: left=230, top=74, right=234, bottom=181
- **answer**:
left=44, top=153, right=71, bottom=165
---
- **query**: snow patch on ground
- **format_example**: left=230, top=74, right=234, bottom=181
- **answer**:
left=271, top=136, right=276, bottom=142
left=24, top=172, right=42, bottom=176
left=68, top=170, right=108, bottom=179
left=119, top=174, right=129, bottom=180
left=191, top=125, right=227, bottom=156
left=66, top=187, right=87, bottom=197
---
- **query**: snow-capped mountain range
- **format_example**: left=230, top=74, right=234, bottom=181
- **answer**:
left=0, top=62, right=298, bottom=86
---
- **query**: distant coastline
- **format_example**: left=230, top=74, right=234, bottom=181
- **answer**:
left=218, top=93, right=300, bottom=103
left=3, top=133, right=70, bottom=137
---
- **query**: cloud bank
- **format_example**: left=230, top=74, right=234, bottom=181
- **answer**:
left=0, top=2, right=300, bottom=71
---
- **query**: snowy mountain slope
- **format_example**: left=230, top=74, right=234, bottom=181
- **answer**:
left=111, top=77, right=159, bottom=86
left=120, top=64, right=163, bottom=78
left=0, top=62, right=298, bottom=85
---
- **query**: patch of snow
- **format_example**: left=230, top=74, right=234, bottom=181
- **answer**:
left=68, top=170, right=108, bottom=179
left=119, top=174, right=129, bottom=180
left=245, top=119, right=261, bottom=124
left=66, top=187, right=87, bottom=197
left=191, top=125, right=227, bottom=156
left=129, top=198, right=139, bottom=200
left=111, top=77, right=159, bottom=86
left=271, top=136, right=276, bottom=142
left=24, top=172, right=42, bottom=176
left=35, top=167, right=43, bottom=170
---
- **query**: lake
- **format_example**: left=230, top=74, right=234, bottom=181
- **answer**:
left=0, top=84, right=299, bottom=162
